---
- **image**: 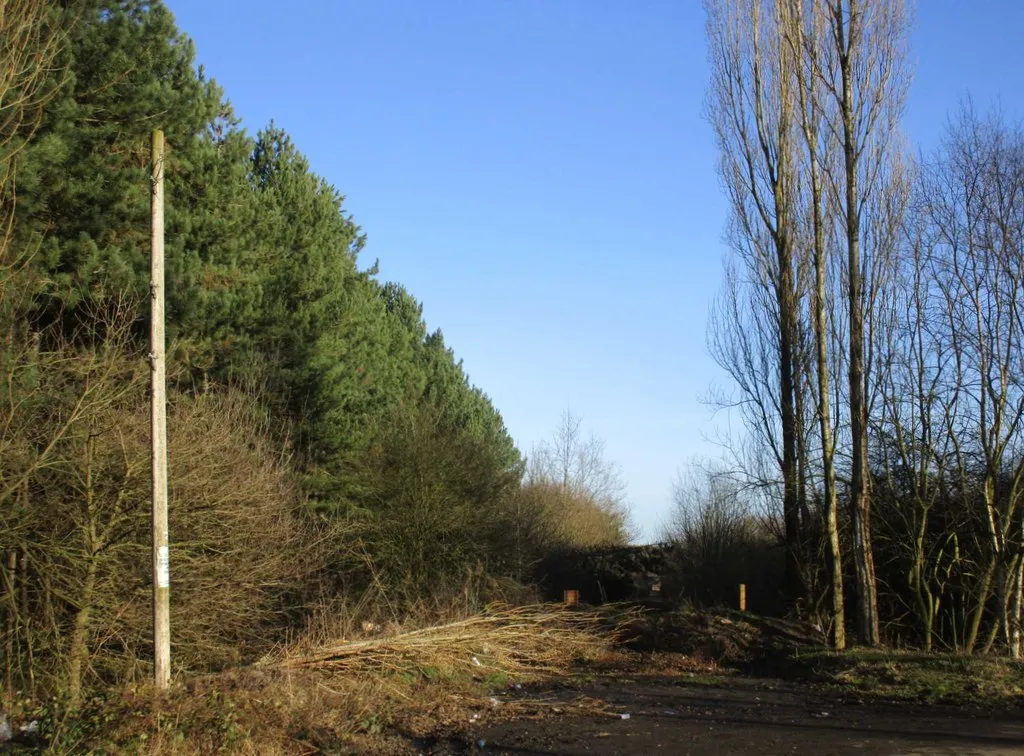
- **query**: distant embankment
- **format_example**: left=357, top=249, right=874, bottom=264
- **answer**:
left=537, top=543, right=685, bottom=605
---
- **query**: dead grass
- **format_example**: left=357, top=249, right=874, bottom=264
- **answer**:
left=22, top=604, right=628, bottom=754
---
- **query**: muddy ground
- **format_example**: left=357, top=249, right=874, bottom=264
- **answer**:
left=421, top=671, right=1024, bottom=755
left=410, top=603, right=1024, bottom=756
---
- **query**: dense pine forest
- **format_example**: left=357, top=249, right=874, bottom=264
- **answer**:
left=0, top=0, right=629, bottom=707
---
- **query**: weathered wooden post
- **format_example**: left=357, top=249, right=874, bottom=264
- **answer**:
left=151, top=128, right=170, bottom=690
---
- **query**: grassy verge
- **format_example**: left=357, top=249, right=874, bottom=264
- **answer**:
left=623, top=606, right=1024, bottom=707
left=791, top=647, right=1024, bottom=705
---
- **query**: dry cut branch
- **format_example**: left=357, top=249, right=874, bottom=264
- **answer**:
left=267, top=604, right=632, bottom=678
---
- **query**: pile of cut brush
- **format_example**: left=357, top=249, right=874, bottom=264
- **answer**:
left=626, top=606, right=826, bottom=666
left=263, top=604, right=626, bottom=679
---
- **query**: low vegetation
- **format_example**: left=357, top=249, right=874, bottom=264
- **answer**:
left=3, top=605, right=625, bottom=753
left=798, top=649, right=1024, bottom=705
left=624, top=606, right=1024, bottom=708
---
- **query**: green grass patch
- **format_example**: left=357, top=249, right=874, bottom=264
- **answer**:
left=793, top=648, right=1024, bottom=704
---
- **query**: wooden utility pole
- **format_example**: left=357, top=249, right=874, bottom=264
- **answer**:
left=150, top=128, right=170, bottom=690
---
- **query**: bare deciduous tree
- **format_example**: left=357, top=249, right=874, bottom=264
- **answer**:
left=872, top=205, right=957, bottom=651
left=529, top=409, right=630, bottom=525
left=923, top=105, right=1024, bottom=656
left=705, top=0, right=910, bottom=645
left=813, top=0, right=911, bottom=646
left=784, top=0, right=845, bottom=648
left=665, top=460, right=779, bottom=612
left=705, top=0, right=806, bottom=604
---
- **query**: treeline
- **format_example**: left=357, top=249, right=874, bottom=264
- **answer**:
left=688, top=0, right=1024, bottom=657
left=0, top=0, right=629, bottom=704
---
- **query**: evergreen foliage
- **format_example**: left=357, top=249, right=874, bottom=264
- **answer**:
left=11, top=0, right=521, bottom=511
left=0, top=0, right=632, bottom=705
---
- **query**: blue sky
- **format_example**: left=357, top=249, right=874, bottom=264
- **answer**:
left=167, top=0, right=1024, bottom=541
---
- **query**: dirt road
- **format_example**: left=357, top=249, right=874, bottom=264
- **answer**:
left=423, top=674, right=1024, bottom=755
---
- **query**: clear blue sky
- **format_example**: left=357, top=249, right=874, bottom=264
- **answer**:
left=167, top=0, right=1024, bottom=542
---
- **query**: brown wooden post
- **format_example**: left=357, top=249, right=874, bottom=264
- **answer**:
left=564, top=589, right=579, bottom=606
left=739, top=583, right=747, bottom=612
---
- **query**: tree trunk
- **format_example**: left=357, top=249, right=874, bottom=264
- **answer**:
left=774, top=27, right=802, bottom=607
left=67, top=556, right=98, bottom=707
left=1011, top=551, right=1024, bottom=659
left=794, top=341, right=812, bottom=547
left=982, top=611, right=1001, bottom=655
left=910, top=513, right=933, bottom=651
left=3, top=550, right=17, bottom=693
left=812, top=160, right=846, bottom=647
left=838, top=2, right=879, bottom=646
left=965, top=557, right=995, bottom=653
left=778, top=235, right=803, bottom=607
left=789, top=0, right=846, bottom=650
